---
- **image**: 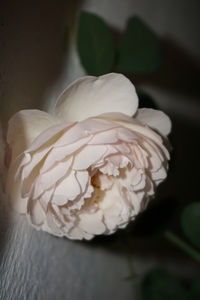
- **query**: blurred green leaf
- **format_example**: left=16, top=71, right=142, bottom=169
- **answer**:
left=165, top=231, right=200, bottom=264
left=181, top=202, right=200, bottom=249
left=187, top=277, right=200, bottom=300
left=142, top=269, right=187, bottom=300
left=116, top=16, right=163, bottom=73
left=137, top=89, right=158, bottom=109
left=77, top=11, right=115, bottom=76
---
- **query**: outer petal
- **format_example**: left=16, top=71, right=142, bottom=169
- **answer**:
left=136, top=108, right=171, bottom=136
left=6, top=156, right=28, bottom=213
left=79, top=210, right=105, bottom=235
left=53, top=73, right=138, bottom=122
left=7, top=110, right=59, bottom=163
left=97, top=112, right=163, bottom=145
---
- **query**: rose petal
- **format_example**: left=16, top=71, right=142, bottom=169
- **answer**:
left=98, top=112, right=163, bottom=145
left=143, top=141, right=162, bottom=172
left=53, top=73, right=138, bottom=122
left=45, top=211, right=64, bottom=236
left=53, top=171, right=80, bottom=204
left=68, top=227, right=93, bottom=240
left=32, top=157, right=73, bottom=200
left=136, top=108, right=172, bottom=136
left=152, top=166, right=167, bottom=181
left=39, top=136, right=91, bottom=173
left=75, top=171, right=89, bottom=194
left=27, top=123, right=68, bottom=153
left=130, top=168, right=143, bottom=187
left=40, top=119, right=118, bottom=151
left=79, top=210, right=105, bottom=235
left=22, top=147, right=51, bottom=181
left=28, top=199, right=46, bottom=226
left=7, top=110, right=59, bottom=162
left=73, top=145, right=108, bottom=170
left=39, top=188, right=54, bottom=211
left=6, top=156, right=28, bottom=213
left=88, top=129, right=119, bottom=145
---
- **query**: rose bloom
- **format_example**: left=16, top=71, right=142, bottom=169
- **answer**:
left=6, top=73, right=171, bottom=240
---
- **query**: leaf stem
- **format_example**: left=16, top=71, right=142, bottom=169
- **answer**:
left=164, top=230, right=200, bottom=264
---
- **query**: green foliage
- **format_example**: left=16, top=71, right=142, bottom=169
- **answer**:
left=77, top=11, right=115, bottom=76
left=181, top=202, right=200, bottom=249
left=142, top=269, right=187, bottom=300
left=116, top=16, right=163, bottom=73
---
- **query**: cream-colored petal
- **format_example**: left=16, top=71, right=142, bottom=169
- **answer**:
left=88, top=129, right=119, bottom=145
left=79, top=210, right=105, bottom=235
left=136, top=108, right=171, bottom=136
left=75, top=171, right=89, bottom=194
left=26, top=123, right=69, bottom=153
left=6, top=156, right=27, bottom=213
left=39, top=189, right=54, bottom=211
left=152, top=166, right=167, bottom=181
left=73, top=145, right=108, bottom=170
left=28, top=199, right=46, bottom=226
left=68, top=227, right=93, bottom=240
left=32, top=157, right=73, bottom=200
left=22, top=147, right=51, bottom=181
left=53, top=171, right=80, bottom=204
left=39, top=136, right=92, bottom=173
left=45, top=211, right=64, bottom=236
left=7, top=110, right=59, bottom=163
left=97, top=112, right=163, bottom=145
left=54, top=73, right=138, bottom=122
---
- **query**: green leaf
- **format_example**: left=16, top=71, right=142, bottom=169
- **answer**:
left=181, top=202, right=200, bottom=249
left=77, top=11, right=115, bottom=76
left=116, top=16, right=163, bottom=73
left=142, top=269, right=187, bottom=300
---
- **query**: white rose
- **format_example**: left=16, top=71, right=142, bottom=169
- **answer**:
left=6, top=73, right=171, bottom=240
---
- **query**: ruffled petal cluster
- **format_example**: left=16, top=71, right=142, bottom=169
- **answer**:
left=6, top=73, right=171, bottom=240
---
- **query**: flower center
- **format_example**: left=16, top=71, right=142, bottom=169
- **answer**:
left=90, top=171, right=114, bottom=205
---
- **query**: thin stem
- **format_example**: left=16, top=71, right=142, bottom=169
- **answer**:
left=164, top=230, right=200, bottom=264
